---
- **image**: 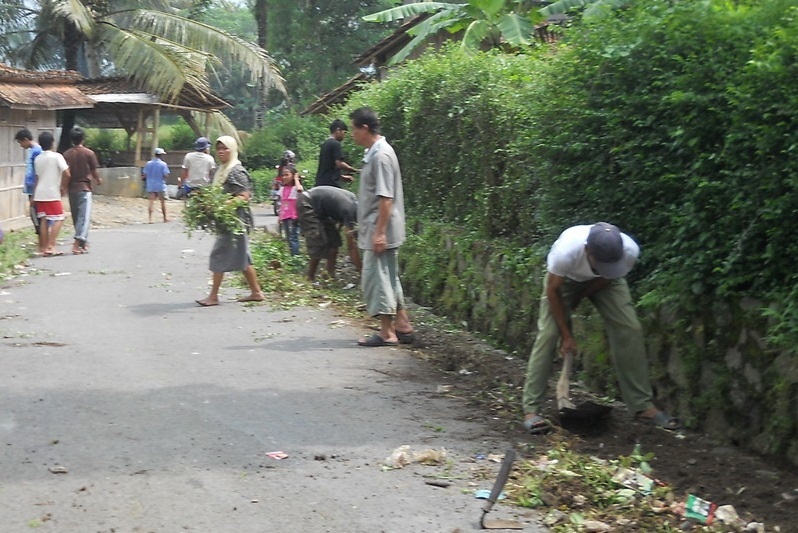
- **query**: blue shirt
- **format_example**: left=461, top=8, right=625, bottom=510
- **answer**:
left=23, top=144, right=43, bottom=195
left=143, top=158, right=170, bottom=193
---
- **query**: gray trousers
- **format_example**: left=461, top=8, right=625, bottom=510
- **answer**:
left=522, top=276, right=655, bottom=415
left=69, top=191, right=92, bottom=245
left=361, top=248, right=405, bottom=317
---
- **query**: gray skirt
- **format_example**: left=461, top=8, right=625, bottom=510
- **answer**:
left=209, top=231, right=252, bottom=273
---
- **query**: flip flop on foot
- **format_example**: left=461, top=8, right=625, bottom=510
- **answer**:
left=357, top=334, right=398, bottom=347
left=195, top=299, right=218, bottom=307
left=523, top=415, right=552, bottom=435
left=43, top=250, right=64, bottom=257
left=396, top=331, right=415, bottom=344
left=636, top=410, right=680, bottom=430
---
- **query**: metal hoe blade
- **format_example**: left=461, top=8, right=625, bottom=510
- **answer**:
left=480, top=449, right=523, bottom=530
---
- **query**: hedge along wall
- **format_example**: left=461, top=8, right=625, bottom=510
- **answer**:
left=338, top=0, right=798, bottom=464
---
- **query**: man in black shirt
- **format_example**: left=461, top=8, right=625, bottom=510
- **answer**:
left=297, top=186, right=360, bottom=281
left=314, top=119, right=358, bottom=188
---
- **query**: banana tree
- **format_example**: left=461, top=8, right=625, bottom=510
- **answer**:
left=363, top=0, right=543, bottom=64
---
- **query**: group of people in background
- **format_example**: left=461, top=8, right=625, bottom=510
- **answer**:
left=142, top=136, right=217, bottom=224
left=14, top=127, right=101, bottom=257
left=192, top=108, right=415, bottom=351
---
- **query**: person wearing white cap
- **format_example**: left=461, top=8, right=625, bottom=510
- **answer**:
left=180, top=137, right=216, bottom=197
left=141, top=148, right=170, bottom=223
left=522, top=222, right=680, bottom=434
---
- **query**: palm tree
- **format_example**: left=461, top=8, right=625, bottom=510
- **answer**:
left=0, top=0, right=285, bottom=147
left=363, top=0, right=543, bottom=64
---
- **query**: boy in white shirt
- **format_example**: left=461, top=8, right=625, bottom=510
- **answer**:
left=33, top=131, right=70, bottom=256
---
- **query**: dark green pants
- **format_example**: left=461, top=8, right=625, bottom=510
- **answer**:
left=522, top=276, right=655, bottom=415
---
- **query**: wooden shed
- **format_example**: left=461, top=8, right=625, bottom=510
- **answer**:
left=0, top=64, right=94, bottom=231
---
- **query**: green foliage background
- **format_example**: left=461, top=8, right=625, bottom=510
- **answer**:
left=339, top=0, right=798, bottom=347
left=332, top=0, right=798, bottom=456
left=241, top=112, right=326, bottom=171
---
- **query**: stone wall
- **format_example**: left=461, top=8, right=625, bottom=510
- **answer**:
left=400, top=221, right=798, bottom=467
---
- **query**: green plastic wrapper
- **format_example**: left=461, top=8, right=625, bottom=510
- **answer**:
left=685, top=494, right=716, bottom=524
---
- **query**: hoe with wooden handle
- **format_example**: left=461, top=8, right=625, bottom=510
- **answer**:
left=556, top=351, right=613, bottom=419
left=556, top=351, right=577, bottom=412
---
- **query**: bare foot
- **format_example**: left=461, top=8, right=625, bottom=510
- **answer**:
left=237, top=293, right=265, bottom=303
left=195, top=298, right=219, bottom=307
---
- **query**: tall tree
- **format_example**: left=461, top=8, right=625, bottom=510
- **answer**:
left=252, top=0, right=269, bottom=129
left=0, top=0, right=284, bottom=148
left=258, top=0, right=395, bottom=107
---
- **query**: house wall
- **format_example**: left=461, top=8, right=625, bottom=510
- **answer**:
left=0, top=108, right=57, bottom=231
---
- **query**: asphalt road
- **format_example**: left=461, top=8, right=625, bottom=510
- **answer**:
left=0, top=216, right=543, bottom=532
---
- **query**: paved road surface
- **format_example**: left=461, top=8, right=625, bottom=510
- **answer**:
left=0, top=217, right=543, bottom=532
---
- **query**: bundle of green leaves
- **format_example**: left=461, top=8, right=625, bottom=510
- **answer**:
left=183, top=186, right=248, bottom=236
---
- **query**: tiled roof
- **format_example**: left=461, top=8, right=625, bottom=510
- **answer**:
left=0, top=63, right=83, bottom=83
left=0, top=62, right=93, bottom=110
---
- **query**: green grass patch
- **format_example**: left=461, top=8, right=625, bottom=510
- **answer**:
left=0, top=228, right=36, bottom=279
left=243, top=231, right=362, bottom=314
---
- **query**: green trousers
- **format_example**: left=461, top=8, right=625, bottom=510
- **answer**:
left=522, top=276, right=655, bottom=415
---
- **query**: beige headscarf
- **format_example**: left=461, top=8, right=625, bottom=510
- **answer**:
left=212, top=135, right=242, bottom=186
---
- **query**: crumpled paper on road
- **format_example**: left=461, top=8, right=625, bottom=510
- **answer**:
left=382, top=445, right=448, bottom=469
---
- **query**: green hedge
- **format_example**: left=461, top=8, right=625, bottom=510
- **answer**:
left=337, top=0, right=798, bottom=354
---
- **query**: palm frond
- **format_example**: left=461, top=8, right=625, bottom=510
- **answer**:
left=50, top=0, right=95, bottom=36
left=363, top=2, right=463, bottom=23
left=98, top=23, right=208, bottom=102
left=108, top=9, right=284, bottom=95
left=0, top=1, right=36, bottom=25
left=8, top=31, right=62, bottom=70
left=203, top=110, right=240, bottom=145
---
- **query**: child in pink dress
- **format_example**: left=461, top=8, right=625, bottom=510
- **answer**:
left=279, top=166, right=303, bottom=255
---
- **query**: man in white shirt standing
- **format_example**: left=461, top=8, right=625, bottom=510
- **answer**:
left=180, top=137, right=216, bottom=197
left=522, top=222, right=680, bottom=434
left=32, top=131, right=70, bottom=256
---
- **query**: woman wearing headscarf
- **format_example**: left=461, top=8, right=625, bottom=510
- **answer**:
left=196, top=136, right=265, bottom=307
